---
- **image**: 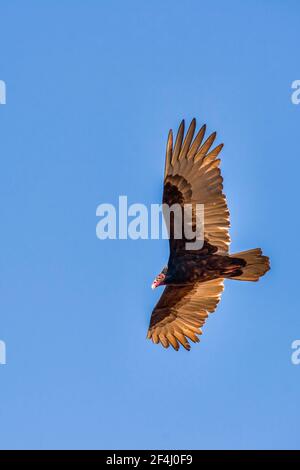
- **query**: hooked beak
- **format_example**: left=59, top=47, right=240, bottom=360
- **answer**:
left=151, top=273, right=166, bottom=290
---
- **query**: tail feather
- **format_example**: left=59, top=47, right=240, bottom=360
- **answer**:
left=229, top=248, right=270, bottom=281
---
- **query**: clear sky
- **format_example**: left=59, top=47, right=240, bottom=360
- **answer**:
left=0, top=0, right=300, bottom=450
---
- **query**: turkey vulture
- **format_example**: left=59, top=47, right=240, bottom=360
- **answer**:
left=147, top=118, right=270, bottom=351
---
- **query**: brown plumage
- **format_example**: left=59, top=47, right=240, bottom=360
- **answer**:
left=147, top=119, right=270, bottom=351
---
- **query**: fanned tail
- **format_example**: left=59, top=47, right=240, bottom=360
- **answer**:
left=229, top=248, right=270, bottom=281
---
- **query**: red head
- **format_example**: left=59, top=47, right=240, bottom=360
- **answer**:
left=151, top=272, right=166, bottom=289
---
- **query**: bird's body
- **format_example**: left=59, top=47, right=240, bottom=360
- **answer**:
left=148, top=119, right=270, bottom=351
left=165, top=244, right=246, bottom=286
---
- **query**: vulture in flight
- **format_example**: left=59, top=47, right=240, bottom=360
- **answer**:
left=147, top=118, right=270, bottom=351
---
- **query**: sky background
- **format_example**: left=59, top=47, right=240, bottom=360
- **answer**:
left=0, top=0, right=300, bottom=450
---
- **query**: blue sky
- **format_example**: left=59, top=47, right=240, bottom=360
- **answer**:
left=0, top=0, right=300, bottom=450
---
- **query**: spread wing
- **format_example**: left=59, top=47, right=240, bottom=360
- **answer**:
left=163, top=118, right=230, bottom=255
left=147, top=278, right=224, bottom=350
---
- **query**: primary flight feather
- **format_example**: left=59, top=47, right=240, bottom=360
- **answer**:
left=147, top=118, right=270, bottom=351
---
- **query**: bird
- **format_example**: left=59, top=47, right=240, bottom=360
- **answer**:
left=147, top=118, right=270, bottom=351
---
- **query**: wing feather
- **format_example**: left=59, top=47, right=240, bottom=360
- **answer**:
left=194, top=132, right=217, bottom=163
left=147, top=279, right=224, bottom=350
left=187, top=124, right=206, bottom=159
left=178, top=118, right=196, bottom=161
left=164, top=119, right=230, bottom=254
left=171, top=120, right=184, bottom=165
